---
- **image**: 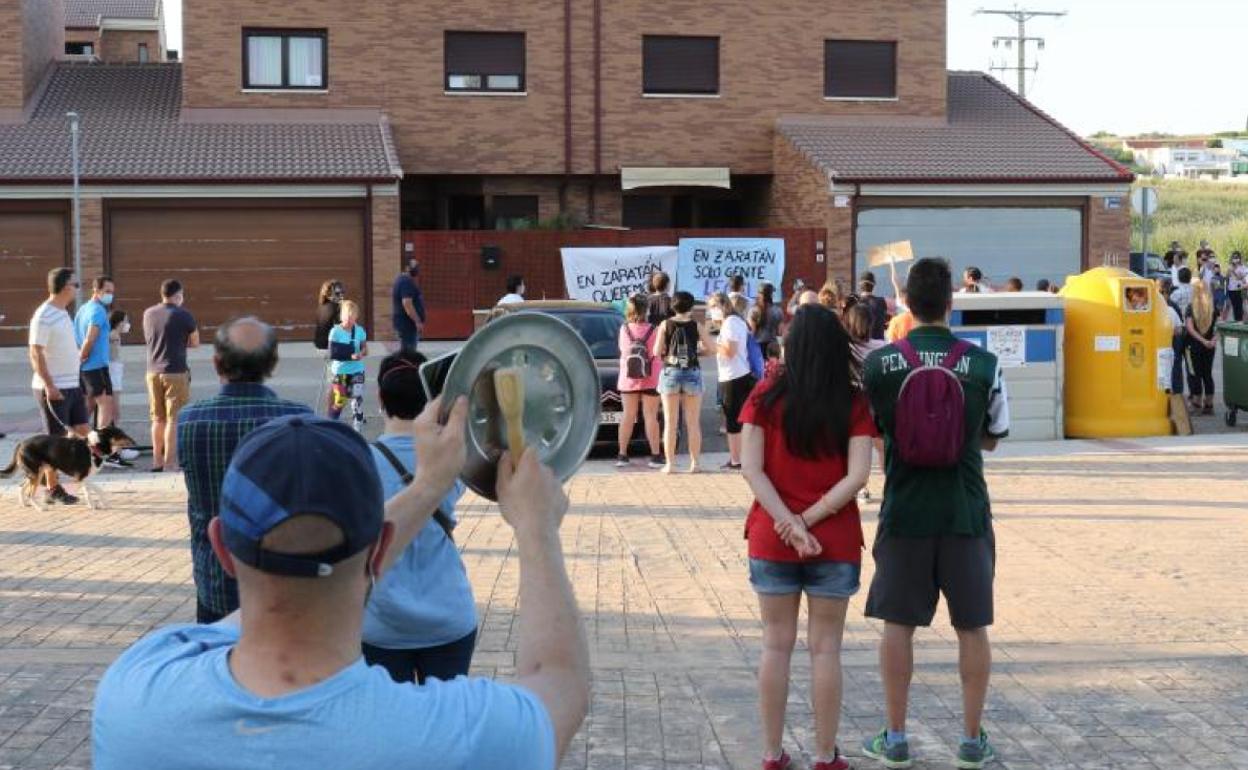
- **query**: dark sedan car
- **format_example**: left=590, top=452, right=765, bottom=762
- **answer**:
left=489, top=301, right=649, bottom=447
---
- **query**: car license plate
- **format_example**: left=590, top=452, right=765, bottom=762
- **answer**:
left=600, top=411, right=623, bottom=425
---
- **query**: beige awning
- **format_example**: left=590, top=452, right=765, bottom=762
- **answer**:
left=620, top=167, right=731, bottom=191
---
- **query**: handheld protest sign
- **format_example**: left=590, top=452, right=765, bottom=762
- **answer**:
left=867, top=240, right=915, bottom=268
left=441, top=312, right=599, bottom=501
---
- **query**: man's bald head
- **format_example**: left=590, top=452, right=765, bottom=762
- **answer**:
left=214, top=316, right=279, bottom=383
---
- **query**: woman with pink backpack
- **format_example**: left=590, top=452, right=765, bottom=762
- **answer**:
left=615, top=295, right=663, bottom=468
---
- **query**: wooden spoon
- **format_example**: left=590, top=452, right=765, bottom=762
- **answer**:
left=493, top=366, right=526, bottom=457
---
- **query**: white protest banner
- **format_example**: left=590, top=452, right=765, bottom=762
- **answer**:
left=675, top=238, right=786, bottom=299
left=560, top=246, right=679, bottom=302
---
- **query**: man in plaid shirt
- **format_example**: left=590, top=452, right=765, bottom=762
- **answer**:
left=177, top=317, right=311, bottom=623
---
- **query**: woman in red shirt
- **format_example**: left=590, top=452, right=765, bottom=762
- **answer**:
left=740, top=304, right=875, bottom=770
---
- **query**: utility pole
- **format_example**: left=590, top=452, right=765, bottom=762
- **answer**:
left=67, top=111, right=83, bottom=307
left=976, top=7, right=1066, bottom=99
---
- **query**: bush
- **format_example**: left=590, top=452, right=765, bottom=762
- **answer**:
left=1130, top=180, right=1248, bottom=258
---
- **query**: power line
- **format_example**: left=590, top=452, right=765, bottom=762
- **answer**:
left=975, top=6, right=1066, bottom=99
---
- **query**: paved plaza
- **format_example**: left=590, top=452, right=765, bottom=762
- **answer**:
left=0, top=429, right=1247, bottom=769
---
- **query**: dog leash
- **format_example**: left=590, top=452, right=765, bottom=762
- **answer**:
left=42, top=392, right=73, bottom=435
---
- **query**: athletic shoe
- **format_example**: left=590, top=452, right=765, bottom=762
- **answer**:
left=118, top=448, right=140, bottom=461
left=104, top=455, right=134, bottom=469
left=862, top=729, right=912, bottom=769
left=47, top=485, right=79, bottom=505
left=812, top=751, right=850, bottom=770
left=648, top=454, right=664, bottom=469
left=761, top=751, right=791, bottom=770
left=955, top=729, right=996, bottom=769
left=615, top=455, right=630, bottom=467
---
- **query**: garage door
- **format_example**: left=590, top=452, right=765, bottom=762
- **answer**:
left=855, top=207, right=1082, bottom=296
left=108, top=204, right=366, bottom=342
left=0, top=211, right=67, bottom=346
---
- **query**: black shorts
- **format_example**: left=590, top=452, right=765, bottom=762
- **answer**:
left=718, top=374, right=757, bottom=435
left=864, top=521, right=996, bottom=629
left=33, top=387, right=90, bottom=435
left=80, top=367, right=114, bottom=398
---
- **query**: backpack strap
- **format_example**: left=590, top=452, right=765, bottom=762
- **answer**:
left=940, top=339, right=973, bottom=370
left=640, top=323, right=655, bottom=344
left=895, top=338, right=923, bottom=369
left=372, top=441, right=455, bottom=542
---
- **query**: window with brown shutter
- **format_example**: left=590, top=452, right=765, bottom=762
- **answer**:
left=642, top=36, right=719, bottom=95
left=445, top=32, right=526, bottom=92
left=824, top=40, right=897, bottom=99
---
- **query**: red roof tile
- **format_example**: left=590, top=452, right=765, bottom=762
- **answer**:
left=0, top=63, right=402, bottom=182
left=65, top=0, right=160, bottom=27
left=779, top=72, right=1134, bottom=183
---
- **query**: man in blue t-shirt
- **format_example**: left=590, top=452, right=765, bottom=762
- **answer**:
left=74, top=276, right=119, bottom=436
left=93, top=408, right=590, bottom=769
left=392, top=258, right=426, bottom=352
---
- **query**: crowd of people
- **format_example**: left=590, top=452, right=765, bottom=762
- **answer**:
left=1157, top=240, right=1243, bottom=415
left=89, top=257, right=1012, bottom=769
left=23, top=269, right=196, bottom=504
left=0, top=252, right=1016, bottom=768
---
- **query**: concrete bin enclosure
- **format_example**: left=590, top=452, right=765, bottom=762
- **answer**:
left=951, top=292, right=1065, bottom=441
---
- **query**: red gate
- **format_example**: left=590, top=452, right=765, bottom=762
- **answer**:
left=403, top=228, right=827, bottom=339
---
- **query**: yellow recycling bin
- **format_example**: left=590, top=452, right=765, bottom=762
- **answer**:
left=1061, top=266, right=1173, bottom=437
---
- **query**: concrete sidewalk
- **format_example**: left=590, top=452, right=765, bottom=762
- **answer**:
left=1, top=439, right=1246, bottom=769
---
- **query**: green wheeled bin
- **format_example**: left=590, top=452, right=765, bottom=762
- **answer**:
left=1218, top=322, right=1248, bottom=426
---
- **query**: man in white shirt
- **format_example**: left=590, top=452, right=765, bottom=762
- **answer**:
left=498, top=274, right=526, bottom=306
left=28, top=267, right=90, bottom=505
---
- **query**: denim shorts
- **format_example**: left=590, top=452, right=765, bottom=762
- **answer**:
left=658, top=366, right=703, bottom=396
left=749, top=559, right=861, bottom=599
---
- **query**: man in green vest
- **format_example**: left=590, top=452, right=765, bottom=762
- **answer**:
left=860, top=257, right=1010, bottom=770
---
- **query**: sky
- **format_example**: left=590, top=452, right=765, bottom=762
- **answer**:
left=162, top=0, right=1248, bottom=137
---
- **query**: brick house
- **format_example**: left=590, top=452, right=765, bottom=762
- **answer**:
left=0, top=0, right=1131, bottom=343
left=64, top=0, right=167, bottom=63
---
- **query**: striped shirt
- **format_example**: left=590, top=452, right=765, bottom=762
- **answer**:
left=176, top=383, right=311, bottom=615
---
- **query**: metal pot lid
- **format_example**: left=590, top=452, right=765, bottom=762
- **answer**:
left=442, top=311, right=600, bottom=501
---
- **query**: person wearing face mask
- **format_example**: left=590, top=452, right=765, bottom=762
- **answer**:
left=392, top=258, right=426, bottom=352
left=75, top=277, right=122, bottom=447
left=1227, top=252, right=1246, bottom=322
left=106, top=308, right=141, bottom=464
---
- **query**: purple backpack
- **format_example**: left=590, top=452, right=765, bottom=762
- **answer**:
left=894, top=338, right=972, bottom=468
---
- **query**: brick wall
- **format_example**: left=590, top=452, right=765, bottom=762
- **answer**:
left=79, top=196, right=105, bottom=282
left=1, top=0, right=63, bottom=110
left=181, top=0, right=947, bottom=176
left=1086, top=194, right=1132, bottom=271
left=0, top=3, right=21, bottom=108
left=766, top=133, right=857, bottom=286
left=21, top=0, right=62, bottom=102
left=65, top=29, right=98, bottom=47
left=369, top=190, right=401, bottom=339
left=99, top=29, right=162, bottom=63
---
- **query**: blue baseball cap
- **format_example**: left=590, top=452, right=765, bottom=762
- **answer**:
left=219, top=414, right=385, bottom=578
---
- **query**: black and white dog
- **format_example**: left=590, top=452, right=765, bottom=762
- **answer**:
left=0, top=426, right=137, bottom=510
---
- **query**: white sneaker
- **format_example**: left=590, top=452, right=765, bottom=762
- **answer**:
left=119, top=448, right=140, bottom=461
